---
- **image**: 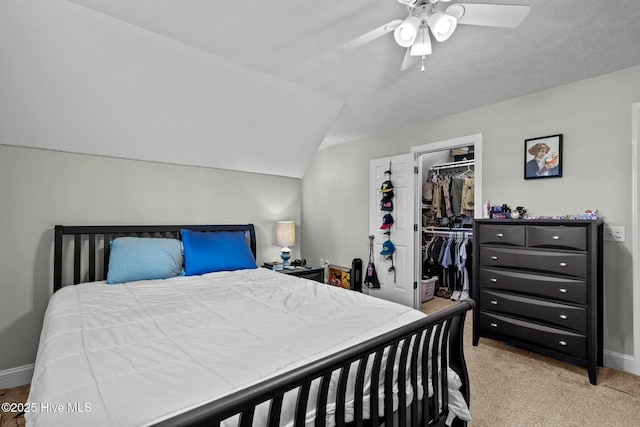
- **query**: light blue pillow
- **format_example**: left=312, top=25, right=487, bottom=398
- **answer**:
left=106, top=237, right=184, bottom=284
left=181, top=229, right=257, bottom=276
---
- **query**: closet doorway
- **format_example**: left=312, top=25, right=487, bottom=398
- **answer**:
left=411, top=134, right=483, bottom=314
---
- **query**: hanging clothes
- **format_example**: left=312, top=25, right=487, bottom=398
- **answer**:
left=450, top=177, right=464, bottom=217
left=461, top=177, right=475, bottom=217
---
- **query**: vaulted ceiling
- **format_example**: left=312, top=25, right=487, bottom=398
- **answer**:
left=2, top=1, right=640, bottom=178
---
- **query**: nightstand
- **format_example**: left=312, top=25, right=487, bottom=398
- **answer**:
left=262, top=264, right=324, bottom=283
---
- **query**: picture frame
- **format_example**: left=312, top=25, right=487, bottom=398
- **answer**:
left=524, top=134, right=563, bottom=179
left=328, top=264, right=351, bottom=290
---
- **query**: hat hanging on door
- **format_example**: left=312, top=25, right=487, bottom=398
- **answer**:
left=379, top=180, right=394, bottom=193
left=380, top=240, right=395, bottom=255
left=380, top=213, right=394, bottom=229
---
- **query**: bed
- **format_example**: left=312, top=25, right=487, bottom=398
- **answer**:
left=27, top=224, right=474, bottom=427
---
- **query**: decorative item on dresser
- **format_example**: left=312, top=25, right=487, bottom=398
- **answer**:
left=472, top=219, right=603, bottom=385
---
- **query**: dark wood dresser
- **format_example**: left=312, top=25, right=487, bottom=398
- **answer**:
left=472, top=219, right=603, bottom=384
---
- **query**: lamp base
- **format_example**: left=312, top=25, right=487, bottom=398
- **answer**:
left=280, top=250, right=291, bottom=266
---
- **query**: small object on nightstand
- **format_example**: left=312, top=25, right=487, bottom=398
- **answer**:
left=262, top=264, right=324, bottom=283
left=276, top=221, right=295, bottom=266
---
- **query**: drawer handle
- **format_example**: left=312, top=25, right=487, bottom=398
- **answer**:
left=559, top=340, right=568, bottom=346
left=496, top=233, right=504, bottom=237
left=490, top=278, right=498, bottom=283
left=491, top=256, right=499, bottom=260
left=559, top=288, right=568, bottom=293
left=559, top=262, right=568, bottom=267
left=490, top=300, right=498, bottom=305
left=560, top=314, right=568, bottom=320
left=490, top=322, right=498, bottom=328
left=552, top=235, right=560, bottom=240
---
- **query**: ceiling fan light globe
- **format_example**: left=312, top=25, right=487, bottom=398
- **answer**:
left=410, top=27, right=432, bottom=56
left=394, top=16, right=420, bottom=47
left=444, top=4, right=465, bottom=21
left=428, top=12, right=457, bottom=42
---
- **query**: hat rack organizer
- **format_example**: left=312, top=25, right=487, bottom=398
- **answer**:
left=379, top=162, right=395, bottom=283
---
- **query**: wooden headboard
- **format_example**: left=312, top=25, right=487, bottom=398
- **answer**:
left=53, top=224, right=257, bottom=292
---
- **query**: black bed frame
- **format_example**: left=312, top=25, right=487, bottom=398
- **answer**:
left=53, top=224, right=256, bottom=291
left=53, top=224, right=474, bottom=427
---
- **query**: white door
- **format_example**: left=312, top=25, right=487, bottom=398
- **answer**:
left=368, top=153, right=418, bottom=308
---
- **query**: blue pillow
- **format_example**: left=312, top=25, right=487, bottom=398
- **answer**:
left=106, top=237, right=184, bottom=284
left=180, top=229, right=257, bottom=276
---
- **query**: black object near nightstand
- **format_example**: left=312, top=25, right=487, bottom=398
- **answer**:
left=262, top=264, right=324, bottom=283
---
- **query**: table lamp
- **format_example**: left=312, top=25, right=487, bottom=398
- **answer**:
left=276, top=221, right=295, bottom=266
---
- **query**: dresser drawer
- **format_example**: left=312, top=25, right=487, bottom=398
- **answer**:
left=527, top=226, right=587, bottom=251
left=478, top=224, right=525, bottom=246
left=479, top=312, right=586, bottom=359
left=479, top=247, right=587, bottom=277
left=480, top=290, right=587, bottom=332
left=478, top=268, right=587, bottom=305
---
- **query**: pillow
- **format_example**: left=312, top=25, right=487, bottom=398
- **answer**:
left=106, top=237, right=184, bottom=284
left=180, top=229, right=257, bottom=276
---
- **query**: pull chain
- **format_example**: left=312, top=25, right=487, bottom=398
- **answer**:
left=421, top=55, right=426, bottom=72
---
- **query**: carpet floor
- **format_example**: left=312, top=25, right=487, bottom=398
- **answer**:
left=423, top=296, right=640, bottom=427
left=2, top=297, right=639, bottom=426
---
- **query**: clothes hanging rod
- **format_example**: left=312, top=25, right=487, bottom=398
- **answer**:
left=423, top=226, right=473, bottom=235
left=430, top=159, right=475, bottom=170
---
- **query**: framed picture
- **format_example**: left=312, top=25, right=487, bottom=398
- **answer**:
left=328, top=265, right=351, bottom=289
left=524, top=134, right=563, bottom=179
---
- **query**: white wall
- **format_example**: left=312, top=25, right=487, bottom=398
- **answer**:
left=0, top=0, right=342, bottom=179
left=0, top=145, right=301, bottom=372
left=302, top=65, right=640, bottom=358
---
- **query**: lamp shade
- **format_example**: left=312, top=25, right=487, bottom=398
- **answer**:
left=276, top=221, right=295, bottom=248
left=410, top=25, right=432, bottom=56
left=428, top=12, right=457, bottom=42
left=394, top=16, right=421, bottom=47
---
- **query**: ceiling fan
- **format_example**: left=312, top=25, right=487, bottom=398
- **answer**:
left=340, top=0, right=531, bottom=72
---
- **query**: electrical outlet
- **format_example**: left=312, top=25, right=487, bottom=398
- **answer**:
left=604, top=226, right=625, bottom=242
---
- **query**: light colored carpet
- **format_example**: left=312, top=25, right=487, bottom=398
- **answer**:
left=423, top=296, right=640, bottom=426
left=2, top=299, right=639, bottom=427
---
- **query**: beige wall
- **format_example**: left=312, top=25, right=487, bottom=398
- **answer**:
left=302, top=65, right=640, bottom=357
left=0, top=145, right=301, bottom=371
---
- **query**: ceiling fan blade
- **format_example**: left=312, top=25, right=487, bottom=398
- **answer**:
left=448, top=3, right=531, bottom=28
left=401, top=48, right=419, bottom=71
left=338, top=19, right=403, bottom=50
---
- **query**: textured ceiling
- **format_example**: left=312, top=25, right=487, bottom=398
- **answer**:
left=69, top=0, right=640, bottom=149
left=3, top=1, right=640, bottom=178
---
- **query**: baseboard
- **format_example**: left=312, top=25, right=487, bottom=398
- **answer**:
left=604, top=349, right=637, bottom=375
left=0, top=364, right=33, bottom=389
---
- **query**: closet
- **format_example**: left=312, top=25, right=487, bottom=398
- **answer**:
left=419, top=147, right=475, bottom=308
left=368, top=134, right=482, bottom=310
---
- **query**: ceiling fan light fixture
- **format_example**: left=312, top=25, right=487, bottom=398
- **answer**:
left=394, top=16, right=421, bottom=47
left=427, top=12, right=457, bottom=42
left=444, top=4, right=465, bottom=21
left=410, top=26, right=432, bottom=56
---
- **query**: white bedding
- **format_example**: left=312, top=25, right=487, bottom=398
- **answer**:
left=27, top=268, right=468, bottom=426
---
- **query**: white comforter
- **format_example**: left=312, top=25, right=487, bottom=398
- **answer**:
left=26, top=268, right=467, bottom=426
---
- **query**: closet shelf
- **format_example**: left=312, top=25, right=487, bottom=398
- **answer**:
left=423, top=226, right=473, bottom=236
left=429, top=159, right=475, bottom=172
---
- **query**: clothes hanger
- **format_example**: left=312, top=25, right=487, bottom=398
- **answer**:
left=458, top=164, right=474, bottom=178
